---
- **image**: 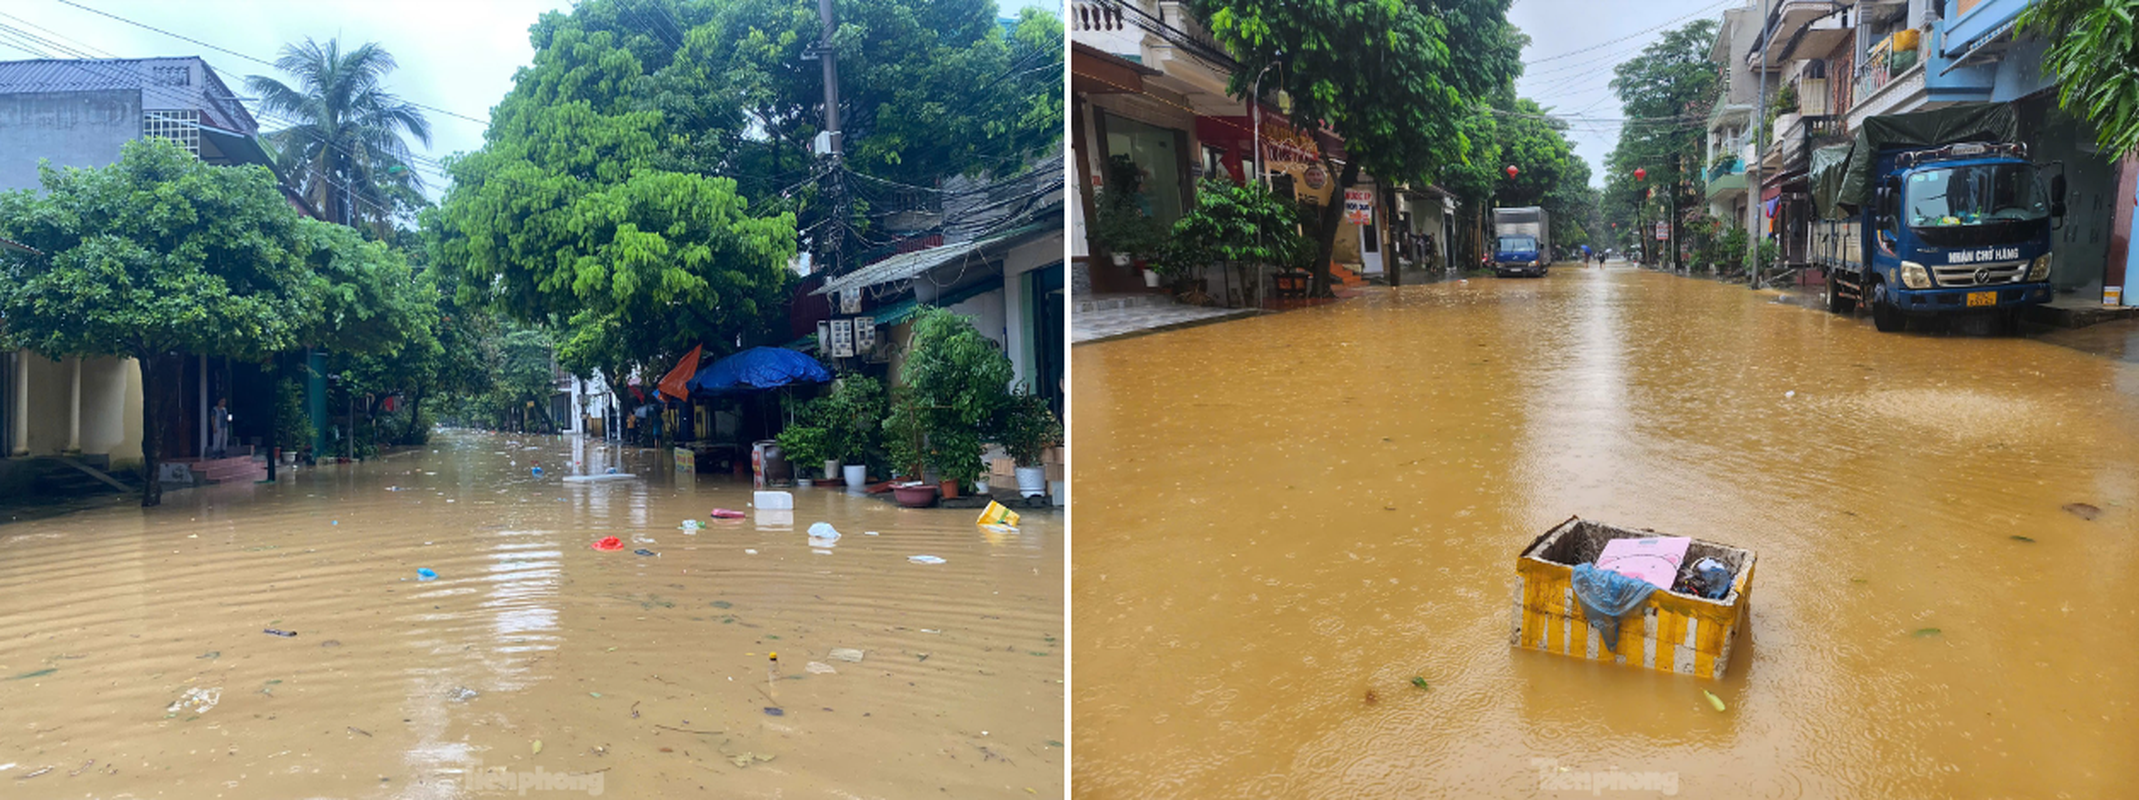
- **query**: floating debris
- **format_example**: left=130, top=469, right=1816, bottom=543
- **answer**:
left=166, top=686, right=221, bottom=715
left=1703, top=690, right=1727, bottom=712
left=2062, top=503, right=2101, bottom=521
left=828, top=648, right=865, bottom=663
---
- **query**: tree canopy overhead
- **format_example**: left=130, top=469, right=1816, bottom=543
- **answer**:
left=2021, top=0, right=2139, bottom=158
left=0, top=139, right=319, bottom=505
left=432, top=0, right=1061, bottom=392
left=1191, top=0, right=1524, bottom=292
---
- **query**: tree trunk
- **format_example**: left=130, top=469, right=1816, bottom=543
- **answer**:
left=1380, top=184, right=1402, bottom=287
left=1310, top=158, right=1363, bottom=297
left=138, top=352, right=174, bottom=507
left=265, top=354, right=279, bottom=483
left=404, top=390, right=424, bottom=444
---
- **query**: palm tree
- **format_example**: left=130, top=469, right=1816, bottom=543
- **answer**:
left=246, top=37, right=431, bottom=234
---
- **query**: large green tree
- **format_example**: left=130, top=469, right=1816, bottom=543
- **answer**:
left=0, top=139, right=317, bottom=506
left=2021, top=0, right=2139, bottom=158
left=433, top=0, right=1057, bottom=397
left=247, top=37, right=433, bottom=235
left=1604, top=19, right=1717, bottom=267
left=1193, top=0, right=1525, bottom=294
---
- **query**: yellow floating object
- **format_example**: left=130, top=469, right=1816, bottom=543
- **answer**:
left=1511, top=517, right=1756, bottom=680
left=977, top=501, right=1020, bottom=528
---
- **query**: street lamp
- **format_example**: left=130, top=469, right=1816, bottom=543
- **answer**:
left=1251, top=60, right=1286, bottom=190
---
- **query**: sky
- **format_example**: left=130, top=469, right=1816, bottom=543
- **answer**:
left=0, top=0, right=1721, bottom=191
left=1508, top=0, right=1743, bottom=186
left=0, top=0, right=1060, bottom=195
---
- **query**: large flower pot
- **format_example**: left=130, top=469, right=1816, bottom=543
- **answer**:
left=893, top=484, right=939, bottom=508
left=939, top=479, right=960, bottom=499
left=1015, top=465, right=1048, bottom=498
left=824, top=460, right=840, bottom=481
left=843, top=464, right=867, bottom=489
left=1142, top=269, right=1162, bottom=288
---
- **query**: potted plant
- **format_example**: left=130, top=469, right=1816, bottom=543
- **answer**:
left=996, top=392, right=1061, bottom=498
left=883, top=392, right=937, bottom=507
left=822, top=374, right=885, bottom=489
left=898, top=307, right=1012, bottom=499
left=1089, top=155, right=1168, bottom=286
left=773, top=423, right=828, bottom=487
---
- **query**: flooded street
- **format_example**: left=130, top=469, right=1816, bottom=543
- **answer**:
left=1071, top=265, right=2139, bottom=798
left=0, top=431, right=1062, bottom=797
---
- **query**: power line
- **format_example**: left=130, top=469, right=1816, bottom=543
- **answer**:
left=1, top=14, right=454, bottom=183
left=54, top=0, right=488, bottom=127
left=1520, top=0, right=1733, bottom=66
left=0, top=23, right=409, bottom=222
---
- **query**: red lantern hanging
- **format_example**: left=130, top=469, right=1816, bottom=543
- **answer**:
left=1505, top=165, right=1520, bottom=179
left=1633, top=167, right=1647, bottom=181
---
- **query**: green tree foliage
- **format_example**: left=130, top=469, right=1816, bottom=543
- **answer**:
left=1603, top=19, right=1718, bottom=261
left=893, top=306, right=1010, bottom=490
left=247, top=37, right=432, bottom=234
left=2021, top=0, right=2139, bottom=158
left=1157, top=179, right=1301, bottom=276
left=1193, top=0, right=1524, bottom=293
left=0, top=139, right=316, bottom=505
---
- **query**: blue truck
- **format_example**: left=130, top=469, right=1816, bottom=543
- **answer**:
left=1492, top=206, right=1551, bottom=278
left=1809, top=104, right=2065, bottom=332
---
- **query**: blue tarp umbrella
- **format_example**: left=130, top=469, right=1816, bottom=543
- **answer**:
left=686, top=347, right=833, bottom=397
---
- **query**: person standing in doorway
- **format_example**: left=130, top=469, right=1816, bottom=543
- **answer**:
left=211, top=398, right=232, bottom=458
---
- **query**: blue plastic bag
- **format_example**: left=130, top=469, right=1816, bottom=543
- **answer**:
left=1571, top=563, right=1657, bottom=652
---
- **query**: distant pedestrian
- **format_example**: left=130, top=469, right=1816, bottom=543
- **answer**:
left=211, top=398, right=231, bottom=457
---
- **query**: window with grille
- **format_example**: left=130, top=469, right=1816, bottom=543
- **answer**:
left=142, top=110, right=200, bottom=156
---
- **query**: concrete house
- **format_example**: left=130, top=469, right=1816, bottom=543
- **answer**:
left=1, top=56, right=283, bottom=494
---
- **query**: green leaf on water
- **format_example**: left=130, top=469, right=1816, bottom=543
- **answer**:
left=7, top=668, right=57, bottom=680
left=1703, top=690, right=1726, bottom=712
left=1914, top=628, right=1942, bottom=637
left=2010, top=535, right=2036, bottom=543
left=764, top=635, right=780, bottom=640
left=1410, top=676, right=1430, bottom=691
left=589, top=692, right=602, bottom=698
left=710, top=601, right=732, bottom=609
left=265, top=679, right=282, bottom=685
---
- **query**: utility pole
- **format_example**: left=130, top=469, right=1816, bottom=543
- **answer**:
left=1748, top=0, right=1771, bottom=288
left=811, top=0, right=845, bottom=279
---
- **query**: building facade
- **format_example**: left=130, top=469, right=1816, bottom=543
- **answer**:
left=1717, top=0, right=2133, bottom=304
left=0, top=56, right=281, bottom=477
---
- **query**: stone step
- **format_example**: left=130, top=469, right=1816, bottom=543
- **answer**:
left=1075, top=293, right=1174, bottom=314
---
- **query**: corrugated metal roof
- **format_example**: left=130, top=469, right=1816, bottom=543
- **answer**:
left=0, top=57, right=256, bottom=133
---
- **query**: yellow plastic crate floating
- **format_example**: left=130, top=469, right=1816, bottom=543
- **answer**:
left=1510, top=517, right=1755, bottom=679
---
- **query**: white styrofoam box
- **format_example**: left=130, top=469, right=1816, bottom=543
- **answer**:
left=754, top=490, right=794, bottom=510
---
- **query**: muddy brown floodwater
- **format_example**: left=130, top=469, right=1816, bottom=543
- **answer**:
left=1073, top=265, right=2139, bottom=798
left=0, top=431, right=1062, bottom=797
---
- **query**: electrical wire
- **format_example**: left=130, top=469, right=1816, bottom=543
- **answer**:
left=54, top=0, right=487, bottom=126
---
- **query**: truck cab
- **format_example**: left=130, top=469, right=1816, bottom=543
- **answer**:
left=1494, top=234, right=1546, bottom=277
left=1853, top=142, right=2062, bottom=330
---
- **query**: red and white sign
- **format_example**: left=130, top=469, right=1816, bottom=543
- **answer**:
left=1653, top=221, right=1668, bottom=241
left=1344, top=190, right=1374, bottom=226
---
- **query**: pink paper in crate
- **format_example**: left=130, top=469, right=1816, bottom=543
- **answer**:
left=1594, top=536, right=1691, bottom=590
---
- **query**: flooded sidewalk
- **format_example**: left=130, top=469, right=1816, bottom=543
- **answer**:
left=0, top=431, right=1062, bottom=797
left=1072, top=266, right=2139, bottom=798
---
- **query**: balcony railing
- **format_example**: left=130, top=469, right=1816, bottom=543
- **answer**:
left=1708, top=158, right=1745, bottom=182
left=1071, top=1, right=1124, bottom=33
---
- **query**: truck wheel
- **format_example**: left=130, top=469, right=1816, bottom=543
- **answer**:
left=1869, top=282, right=1905, bottom=332
left=1825, top=281, right=1855, bottom=314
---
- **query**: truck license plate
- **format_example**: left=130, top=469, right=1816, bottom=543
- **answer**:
left=1966, top=291, right=1996, bottom=307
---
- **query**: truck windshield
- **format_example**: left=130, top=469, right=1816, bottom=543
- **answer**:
left=1497, top=236, right=1536, bottom=252
left=1906, top=164, right=2047, bottom=228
